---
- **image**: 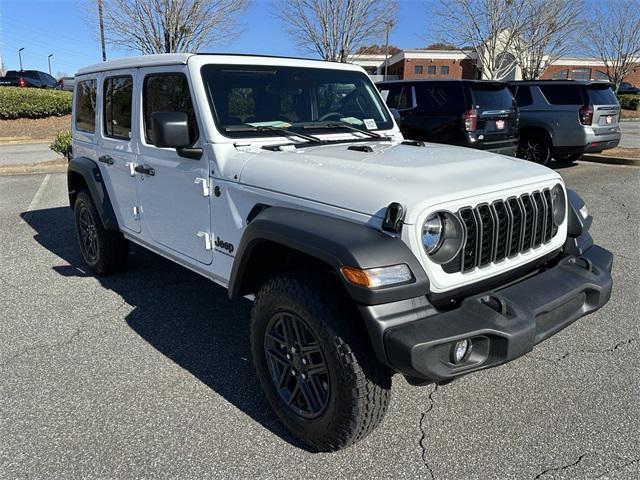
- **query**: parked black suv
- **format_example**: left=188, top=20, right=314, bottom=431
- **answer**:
left=377, top=79, right=518, bottom=156
left=0, top=70, right=59, bottom=89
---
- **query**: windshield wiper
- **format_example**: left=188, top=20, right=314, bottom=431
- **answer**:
left=302, top=122, right=384, bottom=139
left=225, top=124, right=321, bottom=143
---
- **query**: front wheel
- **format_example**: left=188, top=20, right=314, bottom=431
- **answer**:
left=517, top=136, right=552, bottom=165
left=250, top=274, right=392, bottom=451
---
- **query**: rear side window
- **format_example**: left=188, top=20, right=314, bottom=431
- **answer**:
left=539, top=85, right=584, bottom=105
left=384, top=85, right=414, bottom=110
left=587, top=85, right=618, bottom=105
left=414, top=83, right=465, bottom=112
left=144, top=73, right=198, bottom=145
left=103, top=76, right=133, bottom=140
left=513, top=85, right=533, bottom=107
left=470, top=84, right=513, bottom=109
left=75, top=79, right=97, bottom=133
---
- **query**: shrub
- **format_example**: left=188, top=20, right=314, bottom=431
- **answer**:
left=50, top=130, right=72, bottom=160
left=618, top=94, right=640, bottom=111
left=0, top=87, right=72, bottom=119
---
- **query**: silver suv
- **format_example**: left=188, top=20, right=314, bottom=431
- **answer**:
left=508, top=81, right=621, bottom=164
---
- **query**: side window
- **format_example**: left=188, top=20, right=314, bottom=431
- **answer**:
left=144, top=73, right=198, bottom=145
left=75, top=79, right=97, bottom=133
left=103, top=76, right=133, bottom=140
left=414, top=83, right=464, bottom=113
left=514, top=85, right=533, bottom=107
left=388, top=86, right=413, bottom=110
left=539, top=85, right=584, bottom=105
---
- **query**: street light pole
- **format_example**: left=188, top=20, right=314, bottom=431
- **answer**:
left=18, top=48, right=24, bottom=71
left=98, top=0, right=107, bottom=62
left=384, top=20, right=394, bottom=81
left=48, top=54, right=53, bottom=75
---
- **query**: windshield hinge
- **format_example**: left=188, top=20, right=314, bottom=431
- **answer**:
left=194, top=177, right=210, bottom=197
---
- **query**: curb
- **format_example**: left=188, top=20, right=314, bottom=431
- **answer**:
left=0, top=158, right=66, bottom=176
left=580, top=154, right=640, bottom=167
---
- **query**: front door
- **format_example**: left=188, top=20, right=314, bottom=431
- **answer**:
left=135, top=68, right=212, bottom=265
left=97, top=70, right=140, bottom=233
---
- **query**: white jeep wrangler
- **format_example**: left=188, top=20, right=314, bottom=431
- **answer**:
left=68, top=54, right=613, bottom=451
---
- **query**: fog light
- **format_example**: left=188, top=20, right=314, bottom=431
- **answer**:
left=451, top=339, right=470, bottom=364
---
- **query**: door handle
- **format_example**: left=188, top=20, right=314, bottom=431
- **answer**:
left=134, top=165, right=155, bottom=176
left=98, top=155, right=114, bottom=165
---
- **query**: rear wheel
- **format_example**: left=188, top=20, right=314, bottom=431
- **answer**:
left=74, top=191, right=128, bottom=275
left=251, top=274, right=392, bottom=451
left=518, top=135, right=552, bottom=165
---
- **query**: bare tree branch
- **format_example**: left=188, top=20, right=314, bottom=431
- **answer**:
left=432, top=0, right=529, bottom=80
left=276, top=0, right=399, bottom=62
left=582, top=0, right=640, bottom=91
left=86, top=0, right=249, bottom=54
left=512, top=0, right=583, bottom=80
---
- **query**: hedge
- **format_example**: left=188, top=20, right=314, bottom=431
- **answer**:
left=618, top=94, right=640, bottom=111
left=0, top=87, right=72, bottom=120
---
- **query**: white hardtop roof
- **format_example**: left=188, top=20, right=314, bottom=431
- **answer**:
left=75, top=53, right=364, bottom=76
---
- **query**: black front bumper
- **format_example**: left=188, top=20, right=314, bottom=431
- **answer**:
left=360, top=245, right=613, bottom=382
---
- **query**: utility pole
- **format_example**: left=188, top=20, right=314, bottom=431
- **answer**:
left=18, top=47, right=24, bottom=71
left=98, top=0, right=107, bottom=61
left=384, top=20, right=394, bottom=81
left=48, top=54, right=53, bottom=75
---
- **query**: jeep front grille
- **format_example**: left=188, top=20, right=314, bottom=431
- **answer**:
left=443, top=189, right=558, bottom=274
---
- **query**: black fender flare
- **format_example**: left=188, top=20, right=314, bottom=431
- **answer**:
left=67, top=156, right=119, bottom=230
left=228, top=207, right=429, bottom=305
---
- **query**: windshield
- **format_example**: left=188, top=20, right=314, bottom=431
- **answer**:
left=201, top=64, right=393, bottom=138
left=470, top=84, right=514, bottom=109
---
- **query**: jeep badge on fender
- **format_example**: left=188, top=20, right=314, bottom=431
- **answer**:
left=68, top=53, right=613, bottom=452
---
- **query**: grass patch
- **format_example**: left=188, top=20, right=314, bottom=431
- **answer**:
left=0, top=87, right=72, bottom=120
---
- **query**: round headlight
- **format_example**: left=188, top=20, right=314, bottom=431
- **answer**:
left=422, top=213, right=443, bottom=254
left=551, top=184, right=566, bottom=226
left=421, top=211, right=464, bottom=264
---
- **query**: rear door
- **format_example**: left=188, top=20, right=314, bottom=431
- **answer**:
left=468, top=82, right=517, bottom=142
left=586, top=84, right=620, bottom=134
left=97, top=70, right=140, bottom=233
left=136, top=68, right=212, bottom=265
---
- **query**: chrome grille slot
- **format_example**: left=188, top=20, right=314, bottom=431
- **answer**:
left=442, top=188, right=559, bottom=274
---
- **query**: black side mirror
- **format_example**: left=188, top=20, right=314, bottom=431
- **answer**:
left=151, top=111, right=191, bottom=149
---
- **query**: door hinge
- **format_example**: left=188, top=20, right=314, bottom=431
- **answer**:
left=194, top=178, right=210, bottom=197
left=197, top=231, right=212, bottom=250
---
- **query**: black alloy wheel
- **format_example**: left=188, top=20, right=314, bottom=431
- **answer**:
left=78, top=205, right=99, bottom=263
left=264, top=311, right=330, bottom=419
left=518, top=137, right=551, bottom=165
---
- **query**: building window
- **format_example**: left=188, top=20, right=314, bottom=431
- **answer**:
left=427, top=65, right=436, bottom=75
left=571, top=68, right=591, bottom=81
left=551, top=69, right=569, bottom=79
left=440, top=65, right=449, bottom=76
left=414, top=65, right=423, bottom=75
left=594, top=70, right=609, bottom=81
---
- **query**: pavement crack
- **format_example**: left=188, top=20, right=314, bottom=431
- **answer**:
left=419, top=383, right=438, bottom=480
left=606, top=338, right=636, bottom=352
left=533, top=452, right=589, bottom=479
left=593, top=457, right=639, bottom=479
left=0, top=327, right=83, bottom=368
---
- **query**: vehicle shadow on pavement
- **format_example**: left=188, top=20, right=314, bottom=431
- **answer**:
left=21, top=206, right=310, bottom=451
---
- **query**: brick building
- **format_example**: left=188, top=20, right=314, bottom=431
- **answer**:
left=349, top=49, right=640, bottom=86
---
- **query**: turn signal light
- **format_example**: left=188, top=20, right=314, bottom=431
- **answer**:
left=341, top=264, right=412, bottom=288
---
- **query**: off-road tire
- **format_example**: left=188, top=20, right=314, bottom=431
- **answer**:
left=250, top=274, right=392, bottom=451
left=517, top=134, right=552, bottom=165
left=74, top=190, right=128, bottom=275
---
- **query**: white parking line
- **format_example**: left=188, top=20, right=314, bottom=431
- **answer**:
left=21, top=174, right=51, bottom=224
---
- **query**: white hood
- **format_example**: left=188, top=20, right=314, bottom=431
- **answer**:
left=238, top=140, right=562, bottom=224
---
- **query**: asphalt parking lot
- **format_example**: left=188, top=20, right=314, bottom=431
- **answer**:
left=1, top=162, right=639, bottom=479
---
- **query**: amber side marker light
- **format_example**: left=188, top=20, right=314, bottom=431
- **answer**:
left=340, top=264, right=412, bottom=288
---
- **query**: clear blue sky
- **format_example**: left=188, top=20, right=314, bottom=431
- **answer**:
left=0, top=0, right=435, bottom=76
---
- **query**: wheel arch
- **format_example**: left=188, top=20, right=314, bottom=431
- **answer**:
left=228, top=206, right=429, bottom=306
left=518, top=125, right=554, bottom=146
left=67, top=156, right=119, bottom=231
